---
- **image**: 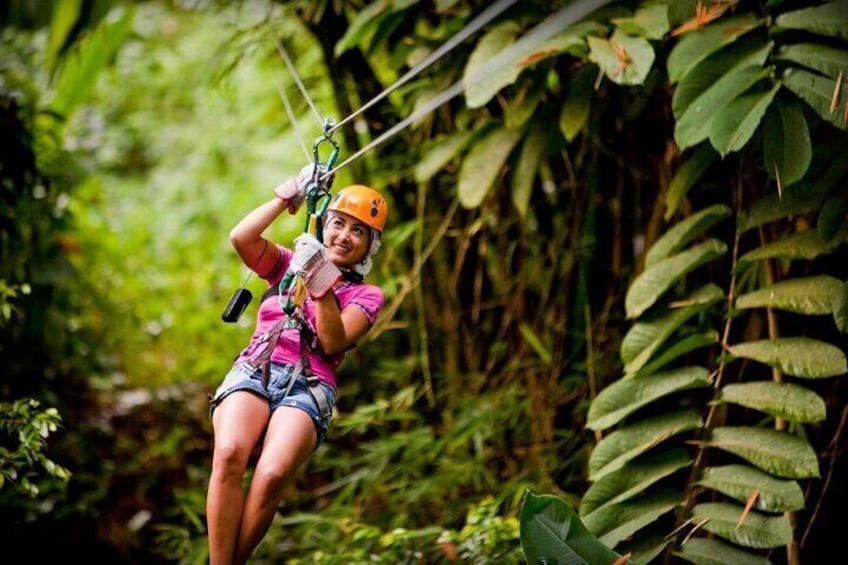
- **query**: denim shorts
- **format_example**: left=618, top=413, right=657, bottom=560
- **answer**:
left=210, top=361, right=337, bottom=447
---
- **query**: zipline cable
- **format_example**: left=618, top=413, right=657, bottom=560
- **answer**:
left=276, top=81, right=312, bottom=162
left=321, top=0, right=614, bottom=180
left=275, top=39, right=325, bottom=129
left=328, top=0, right=521, bottom=136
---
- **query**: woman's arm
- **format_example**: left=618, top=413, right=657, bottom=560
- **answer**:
left=228, top=197, right=288, bottom=276
left=312, top=294, right=371, bottom=356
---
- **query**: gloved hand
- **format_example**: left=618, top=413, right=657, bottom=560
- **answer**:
left=274, top=163, right=315, bottom=213
left=289, top=233, right=341, bottom=298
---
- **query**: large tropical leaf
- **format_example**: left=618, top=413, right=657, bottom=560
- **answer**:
left=588, top=29, right=654, bottom=86
left=647, top=204, right=731, bottom=266
left=692, top=502, right=793, bottom=548
left=709, top=83, right=779, bottom=157
left=720, top=381, right=826, bottom=423
left=775, top=43, right=848, bottom=80
left=617, top=534, right=670, bottom=565
left=588, top=410, right=703, bottom=481
left=667, top=13, right=763, bottom=84
left=762, top=98, right=812, bottom=187
left=727, top=337, right=848, bottom=378
left=674, top=66, right=769, bottom=150
left=625, top=240, right=727, bottom=319
left=735, top=275, right=842, bottom=315
left=505, top=76, right=543, bottom=130
left=775, top=0, right=848, bottom=40
left=463, top=21, right=523, bottom=109
left=818, top=191, right=848, bottom=244
left=582, top=490, right=680, bottom=549
left=697, top=464, right=805, bottom=512
left=835, top=280, right=848, bottom=333
left=738, top=227, right=848, bottom=263
left=736, top=178, right=833, bottom=233
left=674, top=536, right=773, bottom=564
left=580, top=449, right=691, bottom=516
left=705, top=426, right=820, bottom=479
left=631, top=330, right=719, bottom=379
left=520, top=490, right=625, bottom=565
left=672, top=36, right=772, bottom=120
left=586, top=366, right=711, bottom=431
left=621, top=284, right=724, bottom=375
left=611, top=3, right=669, bottom=40
left=333, top=0, right=417, bottom=56
left=414, top=129, right=479, bottom=183
left=664, top=146, right=719, bottom=221
left=511, top=126, right=546, bottom=218
left=559, top=64, right=596, bottom=142
left=782, top=67, right=848, bottom=130
left=457, top=124, right=523, bottom=209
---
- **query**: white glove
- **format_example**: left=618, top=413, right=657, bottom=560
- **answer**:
left=273, top=163, right=315, bottom=213
left=290, top=234, right=341, bottom=298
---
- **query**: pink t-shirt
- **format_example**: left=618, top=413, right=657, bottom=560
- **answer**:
left=233, top=244, right=384, bottom=389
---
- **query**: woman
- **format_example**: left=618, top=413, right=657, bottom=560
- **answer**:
left=206, top=165, right=388, bottom=565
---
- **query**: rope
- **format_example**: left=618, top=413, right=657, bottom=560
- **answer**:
left=275, top=39, right=325, bottom=129
left=328, top=0, right=521, bottom=136
left=276, top=82, right=311, bottom=162
left=322, top=0, right=614, bottom=180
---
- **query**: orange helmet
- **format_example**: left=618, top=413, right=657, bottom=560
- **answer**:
left=327, top=184, right=388, bottom=232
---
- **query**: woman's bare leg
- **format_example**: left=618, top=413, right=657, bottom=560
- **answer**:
left=233, top=406, right=317, bottom=564
left=207, top=392, right=270, bottom=565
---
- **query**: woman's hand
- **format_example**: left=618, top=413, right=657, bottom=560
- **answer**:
left=273, top=163, right=315, bottom=213
left=291, top=234, right=341, bottom=298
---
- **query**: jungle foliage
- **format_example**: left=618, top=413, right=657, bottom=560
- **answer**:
left=1, top=0, right=847, bottom=564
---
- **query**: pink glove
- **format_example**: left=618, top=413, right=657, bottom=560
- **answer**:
left=290, top=234, right=341, bottom=298
left=273, top=163, right=315, bottom=213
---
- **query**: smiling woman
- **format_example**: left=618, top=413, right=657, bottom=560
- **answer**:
left=206, top=165, right=390, bottom=564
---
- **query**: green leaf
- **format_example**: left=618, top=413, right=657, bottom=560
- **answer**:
left=520, top=490, right=624, bottom=565
left=776, top=43, right=848, bottom=80
left=622, top=284, right=724, bottom=376
left=580, top=449, right=691, bottom=516
left=649, top=204, right=732, bottom=265
left=674, top=536, right=774, bottom=564
left=50, top=6, right=135, bottom=118
left=727, top=337, right=847, bottom=378
left=618, top=534, right=670, bottom=565
left=505, top=77, right=543, bottom=130
left=626, top=239, right=727, bottom=319
left=706, top=426, right=820, bottom=479
left=735, top=275, right=842, bottom=315
left=709, top=83, right=779, bottom=156
left=47, top=0, right=84, bottom=66
left=457, top=125, right=523, bottom=209
left=464, top=22, right=523, bottom=109
left=692, top=502, right=793, bottom=548
left=413, top=129, right=478, bottom=183
left=519, top=322, right=552, bottom=365
left=588, top=410, right=703, bottom=481
left=667, top=13, right=763, bottom=84
left=588, top=30, right=655, bottom=86
left=775, top=0, right=848, bottom=40
left=512, top=126, right=546, bottom=218
left=720, top=381, right=826, bottom=423
left=611, top=4, right=669, bottom=40
left=817, top=192, right=848, bottom=243
left=587, top=366, right=711, bottom=431
left=672, top=37, right=773, bottom=119
left=631, top=331, right=719, bottom=379
left=762, top=98, right=812, bottom=188
left=582, top=490, right=679, bottom=549
left=675, top=66, right=770, bottom=150
left=738, top=228, right=846, bottom=263
left=835, top=280, right=848, bottom=333
left=664, top=146, right=720, bottom=221
left=737, top=179, right=832, bottom=233
left=334, top=0, right=417, bottom=56
left=559, top=64, right=596, bottom=142
left=782, top=67, right=848, bottom=131
left=697, top=464, right=805, bottom=512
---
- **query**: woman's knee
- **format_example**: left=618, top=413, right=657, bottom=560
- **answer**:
left=212, top=440, right=252, bottom=476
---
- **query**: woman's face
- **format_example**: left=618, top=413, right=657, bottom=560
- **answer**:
left=323, top=212, right=370, bottom=268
